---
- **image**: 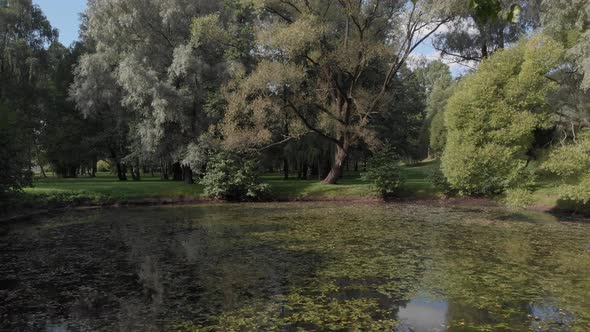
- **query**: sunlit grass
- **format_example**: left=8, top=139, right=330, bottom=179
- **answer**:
left=23, top=162, right=440, bottom=204
left=26, top=172, right=204, bottom=200
left=13, top=160, right=578, bottom=214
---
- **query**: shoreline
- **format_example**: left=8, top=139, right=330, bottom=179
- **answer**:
left=3, top=194, right=581, bottom=224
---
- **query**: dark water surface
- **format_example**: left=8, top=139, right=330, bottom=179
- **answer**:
left=1, top=203, right=589, bottom=331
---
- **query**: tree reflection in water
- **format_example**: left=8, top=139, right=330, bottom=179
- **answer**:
left=0, top=203, right=589, bottom=331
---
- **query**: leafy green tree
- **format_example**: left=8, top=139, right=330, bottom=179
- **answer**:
left=72, top=0, right=256, bottom=183
left=221, top=0, right=453, bottom=184
left=372, top=66, right=428, bottom=162
left=540, top=0, right=590, bottom=89
left=0, top=0, right=56, bottom=189
left=412, top=60, right=455, bottom=159
left=70, top=49, right=130, bottom=180
left=428, top=79, right=455, bottom=158
left=539, top=0, right=590, bottom=144
left=0, top=103, right=32, bottom=194
left=41, top=42, right=102, bottom=178
left=441, top=34, right=564, bottom=195
left=434, top=0, right=537, bottom=62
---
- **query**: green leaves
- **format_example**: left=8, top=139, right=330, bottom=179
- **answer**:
left=506, top=4, right=522, bottom=24
left=361, top=147, right=404, bottom=198
left=201, top=151, right=271, bottom=201
left=190, top=14, right=227, bottom=48
left=442, top=34, right=564, bottom=196
left=469, top=0, right=522, bottom=24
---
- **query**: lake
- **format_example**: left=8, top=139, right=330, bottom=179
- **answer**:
left=1, top=203, right=589, bottom=331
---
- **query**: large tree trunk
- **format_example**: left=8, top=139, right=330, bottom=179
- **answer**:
left=323, top=143, right=349, bottom=184
left=160, top=159, right=169, bottom=180
left=39, top=163, right=47, bottom=178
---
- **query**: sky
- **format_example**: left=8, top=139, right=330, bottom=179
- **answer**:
left=34, top=0, right=87, bottom=46
left=32, top=0, right=466, bottom=76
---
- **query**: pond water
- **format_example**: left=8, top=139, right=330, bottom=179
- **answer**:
left=1, top=203, right=589, bottom=331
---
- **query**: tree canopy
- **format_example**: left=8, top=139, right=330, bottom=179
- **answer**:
left=1, top=0, right=589, bottom=207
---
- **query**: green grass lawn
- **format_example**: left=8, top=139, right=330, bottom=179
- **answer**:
left=26, top=173, right=203, bottom=200
left=8, top=160, right=577, bottom=215
left=15, top=161, right=439, bottom=210
left=264, top=160, right=439, bottom=199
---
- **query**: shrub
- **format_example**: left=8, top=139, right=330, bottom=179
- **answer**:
left=504, top=188, right=535, bottom=208
left=541, top=131, right=590, bottom=214
left=441, top=34, right=564, bottom=196
left=541, top=131, right=590, bottom=179
left=201, top=152, right=271, bottom=201
left=429, top=166, right=456, bottom=196
left=362, top=148, right=403, bottom=198
left=97, top=160, right=112, bottom=172
left=556, top=177, right=590, bottom=214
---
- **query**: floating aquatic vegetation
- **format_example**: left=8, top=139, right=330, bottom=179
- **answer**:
left=1, top=203, right=589, bottom=331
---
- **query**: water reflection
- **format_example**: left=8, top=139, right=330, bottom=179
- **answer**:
left=0, top=203, right=589, bottom=331
left=396, top=296, right=448, bottom=332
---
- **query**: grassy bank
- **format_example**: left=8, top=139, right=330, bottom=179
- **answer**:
left=1, top=163, right=438, bottom=215
left=2, top=161, right=582, bottom=217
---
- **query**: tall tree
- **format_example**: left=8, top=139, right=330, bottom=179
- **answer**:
left=71, top=0, right=255, bottom=184
left=222, top=0, right=454, bottom=184
left=434, top=0, right=538, bottom=63
left=412, top=60, right=454, bottom=159
left=540, top=0, right=590, bottom=139
left=0, top=0, right=56, bottom=191
left=70, top=48, right=131, bottom=180
left=442, top=34, right=564, bottom=195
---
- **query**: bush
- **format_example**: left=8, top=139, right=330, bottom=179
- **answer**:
left=541, top=131, right=590, bottom=179
left=429, top=166, right=457, bottom=196
left=97, top=160, right=112, bottom=172
left=201, top=152, right=271, bottom=201
left=504, top=188, right=535, bottom=208
left=555, top=176, right=590, bottom=215
left=441, top=34, right=564, bottom=196
left=362, top=148, right=403, bottom=198
left=541, top=131, right=590, bottom=214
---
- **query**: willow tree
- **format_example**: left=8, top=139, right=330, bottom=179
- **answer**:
left=71, top=0, right=242, bottom=183
left=70, top=50, right=131, bottom=180
left=0, top=0, right=56, bottom=192
left=222, top=0, right=453, bottom=184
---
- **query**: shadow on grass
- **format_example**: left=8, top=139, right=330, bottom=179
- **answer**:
left=261, top=161, right=441, bottom=200
left=553, top=198, right=590, bottom=217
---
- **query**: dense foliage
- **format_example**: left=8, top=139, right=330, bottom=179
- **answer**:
left=1, top=0, right=589, bottom=211
left=0, top=0, right=53, bottom=191
left=220, top=0, right=455, bottom=183
left=362, top=148, right=403, bottom=198
left=0, top=104, right=32, bottom=194
left=201, top=152, right=270, bottom=201
left=442, top=35, right=564, bottom=196
left=541, top=131, right=590, bottom=211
